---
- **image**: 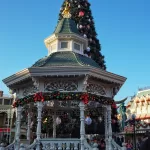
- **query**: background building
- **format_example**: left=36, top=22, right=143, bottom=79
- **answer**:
left=0, top=90, right=27, bottom=145
left=126, top=87, right=150, bottom=131
left=125, top=87, right=150, bottom=146
left=0, top=90, right=14, bottom=144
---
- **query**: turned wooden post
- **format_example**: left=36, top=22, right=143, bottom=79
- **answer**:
left=79, top=102, right=85, bottom=150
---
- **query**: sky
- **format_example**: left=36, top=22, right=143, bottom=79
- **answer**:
left=0, top=0, right=150, bottom=102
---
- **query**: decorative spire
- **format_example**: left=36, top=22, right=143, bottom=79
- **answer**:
left=62, top=1, right=71, bottom=18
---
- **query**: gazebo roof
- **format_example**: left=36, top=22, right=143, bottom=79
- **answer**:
left=54, top=18, right=81, bottom=35
left=32, top=51, right=100, bottom=68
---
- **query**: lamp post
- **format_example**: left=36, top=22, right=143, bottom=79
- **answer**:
left=131, top=114, right=136, bottom=150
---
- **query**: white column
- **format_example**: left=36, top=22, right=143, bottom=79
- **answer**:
left=107, top=105, right=112, bottom=150
left=36, top=102, right=43, bottom=150
left=79, top=102, right=85, bottom=150
left=27, top=112, right=31, bottom=144
left=105, top=107, right=108, bottom=150
left=15, top=106, right=22, bottom=150
left=53, top=111, right=56, bottom=138
left=9, top=110, right=14, bottom=143
left=6, top=110, right=10, bottom=144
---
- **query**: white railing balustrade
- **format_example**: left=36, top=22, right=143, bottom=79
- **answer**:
left=92, top=143, right=98, bottom=150
left=112, top=140, right=122, bottom=150
left=0, top=143, right=5, bottom=150
left=121, top=143, right=126, bottom=150
left=26, top=139, right=37, bottom=150
left=2, top=141, right=15, bottom=150
left=19, top=144, right=26, bottom=150
left=84, top=140, right=92, bottom=150
left=40, top=138, right=80, bottom=150
left=0, top=138, right=103, bottom=150
left=111, top=140, right=126, bottom=150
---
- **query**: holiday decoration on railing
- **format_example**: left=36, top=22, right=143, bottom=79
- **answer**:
left=34, top=92, right=44, bottom=102
left=58, top=0, right=106, bottom=70
left=80, top=93, right=89, bottom=104
left=12, top=91, right=114, bottom=108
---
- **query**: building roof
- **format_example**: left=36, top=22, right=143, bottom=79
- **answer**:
left=137, top=89, right=150, bottom=97
left=32, top=51, right=101, bottom=68
left=115, top=97, right=128, bottom=104
left=54, top=18, right=81, bottom=35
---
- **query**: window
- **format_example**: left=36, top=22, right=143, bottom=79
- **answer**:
left=4, top=99, right=12, bottom=105
left=61, top=42, right=68, bottom=49
left=5, top=118, right=11, bottom=125
left=0, top=99, right=2, bottom=105
left=74, top=43, right=80, bottom=51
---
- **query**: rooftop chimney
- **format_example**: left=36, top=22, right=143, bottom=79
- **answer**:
left=0, top=91, right=3, bottom=97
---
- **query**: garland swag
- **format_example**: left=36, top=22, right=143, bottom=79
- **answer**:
left=12, top=91, right=114, bottom=108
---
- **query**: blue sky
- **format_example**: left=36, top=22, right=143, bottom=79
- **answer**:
left=0, top=0, right=150, bottom=102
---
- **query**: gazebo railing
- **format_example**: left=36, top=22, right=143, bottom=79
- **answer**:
left=26, top=139, right=37, bottom=150
left=0, top=138, right=99, bottom=150
left=3, top=141, right=15, bottom=150
left=40, top=138, right=80, bottom=149
left=84, top=140, right=92, bottom=150
left=111, top=140, right=126, bottom=150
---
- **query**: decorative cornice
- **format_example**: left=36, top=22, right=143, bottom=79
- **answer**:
left=3, top=69, right=30, bottom=87
left=3, top=66, right=126, bottom=92
left=44, top=33, right=88, bottom=48
left=29, top=66, right=126, bottom=85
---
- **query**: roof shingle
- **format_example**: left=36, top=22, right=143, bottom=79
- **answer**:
left=54, top=18, right=80, bottom=35
left=32, top=51, right=100, bottom=68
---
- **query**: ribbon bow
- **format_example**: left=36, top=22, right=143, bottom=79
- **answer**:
left=34, top=92, right=44, bottom=102
left=81, top=93, right=89, bottom=104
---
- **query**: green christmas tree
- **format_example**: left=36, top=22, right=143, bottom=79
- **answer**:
left=58, top=0, right=106, bottom=70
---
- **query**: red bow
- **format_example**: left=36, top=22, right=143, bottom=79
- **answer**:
left=112, top=102, right=117, bottom=108
left=81, top=93, right=89, bottom=104
left=34, top=92, right=44, bottom=102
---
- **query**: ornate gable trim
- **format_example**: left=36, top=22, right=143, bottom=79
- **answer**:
left=86, top=84, right=106, bottom=96
left=44, top=80, right=78, bottom=92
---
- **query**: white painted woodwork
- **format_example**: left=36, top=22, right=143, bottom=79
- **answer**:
left=44, top=33, right=88, bottom=56
left=107, top=105, right=112, bottom=150
left=36, top=102, right=43, bottom=150
left=105, top=107, right=108, bottom=150
left=79, top=102, right=85, bottom=150
left=27, top=112, right=31, bottom=144
left=16, top=106, right=22, bottom=150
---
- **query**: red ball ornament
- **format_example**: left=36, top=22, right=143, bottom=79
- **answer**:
left=79, top=11, right=85, bottom=17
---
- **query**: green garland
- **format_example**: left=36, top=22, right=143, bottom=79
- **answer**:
left=12, top=91, right=114, bottom=108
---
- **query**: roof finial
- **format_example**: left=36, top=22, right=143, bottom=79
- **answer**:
left=62, top=1, right=71, bottom=18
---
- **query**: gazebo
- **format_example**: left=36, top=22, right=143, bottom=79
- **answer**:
left=2, top=5, right=126, bottom=150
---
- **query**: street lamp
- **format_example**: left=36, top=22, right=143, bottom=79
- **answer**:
left=131, top=114, right=136, bottom=150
